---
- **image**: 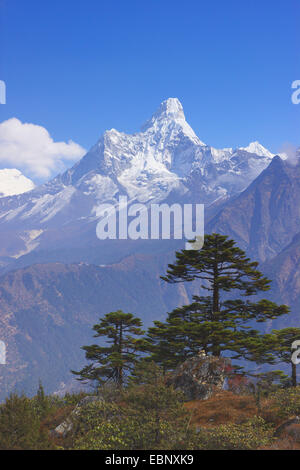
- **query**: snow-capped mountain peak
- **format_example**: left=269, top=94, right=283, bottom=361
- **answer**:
left=141, top=98, right=205, bottom=146
left=240, top=141, right=274, bottom=158
left=149, top=97, right=185, bottom=121
left=0, top=98, right=286, bottom=262
left=68, top=98, right=208, bottom=201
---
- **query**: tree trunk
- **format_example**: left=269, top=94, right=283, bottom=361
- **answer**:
left=292, top=361, right=297, bottom=387
left=118, top=322, right=123, bottom=388
left=212, top=259, right=220, bottom=356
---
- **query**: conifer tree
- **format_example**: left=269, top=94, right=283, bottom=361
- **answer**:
left=149, top=234, right=289, bottom=367
left=72, top=310, right=145, bottom=388
left=34, top=380, right=51, bottom=419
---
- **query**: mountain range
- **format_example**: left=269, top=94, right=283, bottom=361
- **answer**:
left=0, top=98, right=283, bottom=269
left=0, top=98, right=298, bottom=399
left=208, top=155, right=300, bottom=262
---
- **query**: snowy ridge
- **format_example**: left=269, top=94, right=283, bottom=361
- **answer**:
left=240, top=141, right=274, bottom=158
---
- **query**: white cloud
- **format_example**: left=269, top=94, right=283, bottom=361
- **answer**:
left=0, top=169, right=35, bottom=197
left=278, top=143, right=299, bottom=165
left=0, top=118, right=86, bottom=179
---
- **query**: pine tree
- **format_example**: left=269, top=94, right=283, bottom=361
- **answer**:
left=150, top=234, right=289, bottom=367
left=72, top=310, right=145, bottom=388
left=34, top=380, right=51, bottom=419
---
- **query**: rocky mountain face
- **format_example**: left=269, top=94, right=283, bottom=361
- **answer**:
left=261, top=233, right=300, bottom=328
left=208, top=156, right=300, bottom=263
left=0, top=98, right=278, bottom=269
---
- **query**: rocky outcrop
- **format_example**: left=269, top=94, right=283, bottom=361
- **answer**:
left=274, top=416, right=300, bottom=439
left=52, top=396, right=104, bottom=437
left=167, top=353, right=231, bottom=401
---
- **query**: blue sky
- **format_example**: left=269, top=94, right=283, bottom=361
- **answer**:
left=0, top=0, right=299, bottom=181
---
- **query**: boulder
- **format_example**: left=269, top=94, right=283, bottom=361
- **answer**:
left=167, top=353, right=231, bottom=401
left=52, top=395, right=104, bottom=437
left=285, top=424, right=300, bottom=442
left=274, top=416, right=300, bottom=439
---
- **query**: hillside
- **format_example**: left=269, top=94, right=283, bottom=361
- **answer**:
left=0, top=256, right=190, bottom=400
left=208, top=156, right=300, bottom=263
left=262, top=233, right=300, bottom=328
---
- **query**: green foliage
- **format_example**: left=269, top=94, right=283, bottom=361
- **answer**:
left=193, top=417, right=274, bottom=450
left=149, top=234, right=289, bottom=369
left=1, top=234, right=297, bottom=450
left=268, top=387, right=300, bottom=419
left=246, top=371, right=288, bottom=413
left=72, top=310, right=146, bottom=387
left=60, top=391, right=89, bottom=407
left=122, top=387, right=190, bottom=448
left=0, top=394, right=53, bottom=450
left=162, top=233, right=271, bottom=293
left=72, top=401, right=126, bottom=450
left=73, top=364, right=193, bottom=450
left=31, top=381, right=53, bottom=420
left=129, top=359, right=167, bottom=385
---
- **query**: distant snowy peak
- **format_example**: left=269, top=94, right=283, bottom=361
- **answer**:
left=142, top=98, right=186, bottom=128
left=64, top=98, right=280, bottom=206
left=141, top=98, right=205, bottom=146
left=239, top=141, right=274, bottom=158
left=68, top=98, right=207, bottom=200
left=150, top=97, right=185, bottom=121
left=0, top=169, right=35, bottom=197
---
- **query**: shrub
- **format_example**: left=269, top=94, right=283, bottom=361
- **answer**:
left=0, top=394, right=53, bottom=450
left=267, top=387, right=300, bottom=419
left=193, top=417, right=274, bottom=450
left=72, top=401, right=128, bottom=450
left=72, top=400, right=193, bottom=450
left=72, top=364, right=193, bottom=450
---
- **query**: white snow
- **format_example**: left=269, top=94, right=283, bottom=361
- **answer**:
left=0, top=169, right=35, bottom=197
left=210, top=147, right=234, bottom=163
left=141, top=98, right=205, bottom=146
left=12, top=229, right=44, bottom=259
left=240, top=141, right=274, bottom=158
left=84, top=100, right=276, bottom=205
left=20, top=186, right=76, bottom=223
